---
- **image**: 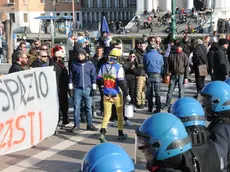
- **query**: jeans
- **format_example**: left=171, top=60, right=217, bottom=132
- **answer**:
left=166, top=74, right=184, bottom=106
left=73, top=88, right=93, bottom=127
left=0, top=55, right=3, bottom=64
left=147, top=73, right=161, bottom=110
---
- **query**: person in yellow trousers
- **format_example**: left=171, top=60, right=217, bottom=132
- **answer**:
left=97, top=48, right=131, bottom=143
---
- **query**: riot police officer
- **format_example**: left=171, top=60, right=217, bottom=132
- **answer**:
left=171, top=97, right=227, bottom=172
left=199, top=81, right=230, bottom=171
left=81, top=142, right=134, bottom=172
left=136, top=112, right=202, bottom=172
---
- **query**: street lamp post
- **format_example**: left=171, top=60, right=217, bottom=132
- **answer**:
left=171, top=0, right=177, bottom=39
left=209, top=0, right=213, bottom=32
left=72, top=0, right=76, bottom=32
left=50, top=12, right=54, bottom=45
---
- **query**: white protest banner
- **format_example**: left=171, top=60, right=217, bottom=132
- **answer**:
left=0, top=67, right=59, bottom=155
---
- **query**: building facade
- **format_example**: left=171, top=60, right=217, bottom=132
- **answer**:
left=0, top=0, right=81, bottom=33
left=81, top=0, right=136, bottom=29
left=137, top=0, right=230, bottom=15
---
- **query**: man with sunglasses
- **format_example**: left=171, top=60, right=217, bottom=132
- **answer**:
left=30, top=50, right=49, bottom=68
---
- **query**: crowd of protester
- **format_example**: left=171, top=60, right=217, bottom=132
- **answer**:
left=4, top=27, right=230, bottom=171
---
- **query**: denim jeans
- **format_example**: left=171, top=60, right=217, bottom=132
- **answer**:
left=166, top=74, right=184, bottom=106
left=73, top=87, right=92, bottom=127
left=0, top=55, right=4, bottom=64
left=147, top=73, right=161, bottom=110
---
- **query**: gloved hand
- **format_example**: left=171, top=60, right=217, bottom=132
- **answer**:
left=90, top=89, right=97, bottom=97
left=69, top=89, right=74, bottom=98
left=125, top=95, right=131, bottom=103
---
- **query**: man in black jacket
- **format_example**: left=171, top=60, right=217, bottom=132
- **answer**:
left=91, top=46, right=108, bottom=115
left=50, top=50, right=71, bottom=127
left=135, top=40, right=147, bottom=109
left=9, top=50, right=28, bottom=73
left=213, top=38, right=230, bottom=81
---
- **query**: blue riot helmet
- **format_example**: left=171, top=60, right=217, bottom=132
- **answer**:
left=225, top=78, right=230, bottom=86
left=136, top=113, right=192, bottom=164
left=199, top=81, right=230, bottom=116
left=171, top=97, right=206, bottom=127
left=81, top=142, right=134, bottom=172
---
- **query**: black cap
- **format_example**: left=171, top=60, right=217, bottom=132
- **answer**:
left=129, top=49, right=136, bottom=55
left=219, top=39, right=228, bottom=46
left=77, top=48, right=87, bottom=55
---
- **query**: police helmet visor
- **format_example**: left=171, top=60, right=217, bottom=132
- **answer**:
left=198, top=94, right=212, bottom=120
left=135, top=129, right=157, bottom=168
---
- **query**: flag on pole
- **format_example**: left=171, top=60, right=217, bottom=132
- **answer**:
left=101, top=16, right=110, bottom=34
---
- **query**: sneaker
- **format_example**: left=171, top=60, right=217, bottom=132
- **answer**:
left=112, top=121, right=118, bottom=127
left=163, top=104, right=170, bottom=110
left=55, top=126, right=60, bottom=135
left=63, top=122, right=74, bottom=128
left=136, top=104, right=144, bottom=109
left=86, top=125, right=99, bottom=131
left=93, top=112, right=97, bottom=117
left=99, top=134, right=107, bottom=143
left=118, top=134, right=128, bottom=141
left=71, top=126, right=80, bottom=134
left=148, top=108, right=153, bottom=112
left=125, top=120, right=132, bottom=126
left=153, top=109, right=161, bottom=113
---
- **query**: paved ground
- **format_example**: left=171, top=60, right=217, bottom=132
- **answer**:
left=0, top=63, right=210, bottom=171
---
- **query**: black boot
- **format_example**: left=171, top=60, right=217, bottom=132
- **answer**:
left=118, top=130, right=128, bottom=140
left=99, top=128, right=107, bottom=143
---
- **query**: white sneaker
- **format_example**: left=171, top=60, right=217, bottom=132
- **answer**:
left=93, top=112, right=97, bottom=117
left=112, top=121, right=118, bottom=127
left=125, top=120, right=132, bottom=126
left=64, top=122, right=74, bottom=128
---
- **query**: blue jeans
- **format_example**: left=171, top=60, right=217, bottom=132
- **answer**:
left=0, top=55, right=4, bottom=64
left=147, top=73, right=161, bottom=110
left=166, top=74, right=184, bottom=106
left=73, top=88, right=93, bottom=127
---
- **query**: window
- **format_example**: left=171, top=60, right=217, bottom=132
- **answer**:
left=8, top=0, right=15, bottom=4
left=70, top=13, right=73, bottom=16
left=64, top=13, right=67, bottom=16
left=23, top=13, right=28, bottom=23
left=56, top=13, right=60, bottom=16
left=40, top=0, right=45, bottom=3
left=9, top=13, right=15, bottom=23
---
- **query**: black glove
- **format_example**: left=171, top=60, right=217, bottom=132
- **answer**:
left=69, top=89, right=74, bottom=98
left=90, top=89, right=97, bottom=97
